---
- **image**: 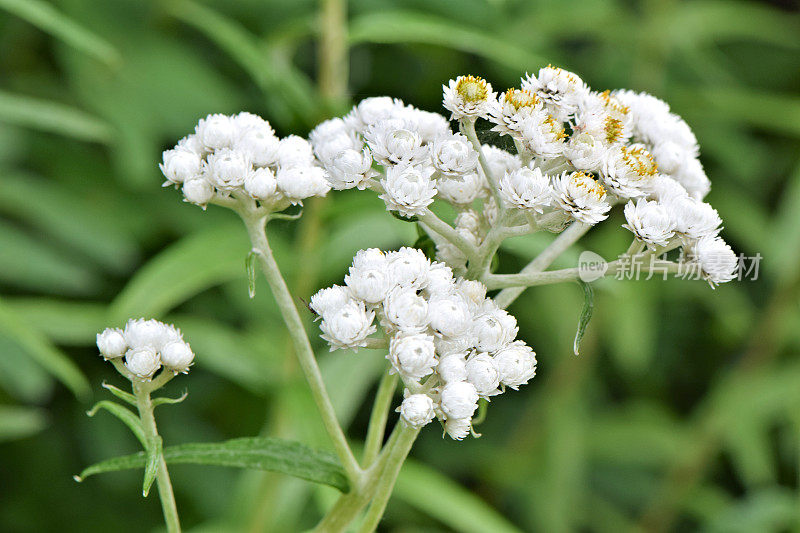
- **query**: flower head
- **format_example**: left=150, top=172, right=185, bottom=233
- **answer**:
left=552, top=171, right=611, bottom=225
left=442, top=75, right=497, bottom=121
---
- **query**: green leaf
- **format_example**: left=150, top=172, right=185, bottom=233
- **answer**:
left=573, top=281, right=594, bottom=356
left=394, top=458, right=522, bottom=533
left=152, top=391, right=188, bottom=408
left=109, top=224, right=249, bottom=321
left=0, top=331, right=54, bottom=402
left=0, top=296, right=90, bottom=399
left=86, top=400, right=146, bottom=448
left=0, top=0, right=121, bottom=67
left=0, top=405, right=47, bottom=442
left=245, top=250, right=257, bottom=299
left=142, top=436, right=163, bottom=497
left=0, top=90, right=113, bottom=143
left=349, top=11, right=547, bottom=73
left=0, top=298, right=105, bottom=346
left=75, top=437, right=349, bottom=492
left=102, top=382, right=137, bottom=406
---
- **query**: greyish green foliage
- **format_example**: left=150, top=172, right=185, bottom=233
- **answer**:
left=0, top=0, right=798, bottom=531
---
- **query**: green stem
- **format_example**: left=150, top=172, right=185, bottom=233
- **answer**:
left=133, top=382, right=181, bottom=533
left=363, top=372, right=398, bottom=466
left=356, top=424, right=420, bottom=533
left=238, top=206, right=362, bottom=483
left=461, top=119, right=505, bottom=214
left=318, top=0, right=348, bottom=110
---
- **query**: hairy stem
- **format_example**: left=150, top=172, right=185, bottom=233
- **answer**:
left=238, top=207, right=361, bottom=482
left=418, top=209, right=479, bottom=261
left=461, top=119, right=505, bottom=214
left=363, top=372, right=398, bottom=466
left=134, top=382, right=181, bottom=533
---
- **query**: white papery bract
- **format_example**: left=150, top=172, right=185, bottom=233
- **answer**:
left=499, top=166, right=552, bottom=212
left=365, top=121, right=428, bottom=166
left=98, top=319, right=194, bottom=379
left=623, top=198, right=676, bottom=249
left=688, top=235, right=738, bottom=287
left=521, top=66, right=590, bottom=122
left=668, top=196, right=722, bottom=240
left=431, top=134, right=479, bottom=176
left=313, top=248, right=537, bottom=439
left=436, top=172, right=485, bottom=206
left=442, top=75, right=497, bottom=121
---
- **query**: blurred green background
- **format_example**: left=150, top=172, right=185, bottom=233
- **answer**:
left=1, top=0, right=799, bottom=531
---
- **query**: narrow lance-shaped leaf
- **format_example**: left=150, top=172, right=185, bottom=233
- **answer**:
left=0, top=406, right=48, bottom=442
left=142, top=436, right=163, bottom=497
left=573, top=280, right=594, bottom=356
left=102, top=382, right=137, bottom=406
left=245, top=250, right=257, bottom=299
left=86, top=401, right=146, bottom=448
left=152, top=391, right=188, bottom=408
left=75, top=437, right=349, bottom=492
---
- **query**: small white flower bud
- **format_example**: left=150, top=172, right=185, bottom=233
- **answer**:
left=277, top=135, right=315, bottom=168
left=435, top=172, right=484, bottom=206
left=196, top=113, right=236, bottom=150
left=236, top=124, right=279, bottom=167
left=161, top=341, right=195, bottom=373
left=427, top=293, right=471, bottom=338
left=493, top=341, right=537, bottom=389
left=182, top=178, right=214, bottom=206
left=437, top=353, right=468, bottom=383
left=386, top=247, right=430, bottom=288
left=276, top=166, right=330, bottom=203
left=124, top=318, right=180, bottom=351
left=160, top=148, right=202, bottom=184
left=352, top=248, right=388, bottom=271
left=125, top=348, right=161, bottom=379
left=379, top=164, right=437, bottom=217
left=465, top=352, right=500, bottom=396
left=498, top=167, right=552, bottom=212
left=472, top=307, right=518, bottom=353
left=399, top=393, right=436, bottom=428
left=440, top=381, right=479, bottom=419
left=244, top=167, right=277, bottom=200
left=456, top=279, right=487, bottom=310
left=96, top=328, right=126, bottom=359
left=424, top=262, right=455, bottom=296
left=383, top=287, right=429, bottom=332
left=431, top=134, right=478, bottom=176
left=319, top=301, right=376, bottom=350
left=345, top=267, right=390, bottom=304
left=327, top=148, right=375, bottom=190
left=206, top=149, right=251, bottom=190
left=310, top=285, right=352, bottom=318
left=388, top=333, right=437, bottom=380
left=445, top=417, right=472, bottom=440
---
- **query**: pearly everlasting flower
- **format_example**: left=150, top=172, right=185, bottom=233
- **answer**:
left=674, top=157, right=711, bottom=200
left=687, top=235, right=737, bottom=286
left=379, top=164, right=437, bottom=217
left=345, top=265, right=391, bottom=304
left=472, top=307, right=518, bottom=353
left=125, top=348, right=161, bottom=379
left=399, top=392, right=436, bottom=428
left=383, top=287, right=430, bottom=332
left=564, top=132, right=608, bottom=172
left=97, top=328, right=127, bottom=359
left=276, top=166, right=330, bottom=204
left=489, top=88, right=543, bottom=137
left=440, top=381, right=479, bottom=419
left=457, top=279, right=487, bottom=310
left=521, top=66, right=589, bottom=122
left=465, top=352, right=501, bottom=396
left=277, top=135, right=315, bottom=168
left=195, top=113, right=236, bottom=150
left=386, top=248, right=430, bottom=288
left=431, top=134, right=478, bottom=176
left=344, top=96, right=406, bottom=131
left=551, top=171, right=611, bottom=225
left=519, top=111, right=567, bottom=158
left=622, top=198, right=676, bottom=249
left=326, top=148, right=376, bottom=190
left=124, top=318, right=180, bottom=352
left=437, top=353, right=468, bottom=384
left=668, top=196, right=722, bottom=239
left=235, top=121, right=279, bottom=167
left=601, top=144, right=658, bottom=198
left=442, top=75, right=497, bottom=121
left=204, top=149, right=250, bottom=191
left=493, top=341, right=537, bottom=389
left=649, top=174, right=689, bottom=203
left=319, top=301, right=376, bottom=350
left=427, top=292, right=472, bottom=338
left=483, top=145, right=522, bottom=179
left=436, top=172, right=485, bottom=206
left=388, top=333, right=437, bottom=380
left=365, top=122, right=428, bottom=166
left=160, top=147, right=202, bottom=185
left=499, top=167, right=552, bottom=212
left=406, top=109, right=451, bottom=143
left=244, top=167, right=278, bottom=200
left=161, top=340, right=194, bottom=373
left=445, top=417, right=472, bottom=440
left=425, top=262, right=456, bottom=296
left=353, top=248, right=388, bottom=271
left=310, top=285, right=353, bottom=318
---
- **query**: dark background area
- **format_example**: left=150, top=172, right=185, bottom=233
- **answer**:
left=0, top=0, right=799, bottom=531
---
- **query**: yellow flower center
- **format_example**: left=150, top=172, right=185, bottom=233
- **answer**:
left=571, top=172, right=606, bottom=198
left=622, top=146, right=658, bottom=177
left=456, top=75, right=489, bottom=103
left=604, top=117, right=625, bottom=144
left=504, top=88, right=539, bottom=110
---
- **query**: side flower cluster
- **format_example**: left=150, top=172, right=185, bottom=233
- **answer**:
left=160, top=112, right=330, bottom=209
left=311, top=248, right=537, bottom=440
left=97, top=319, right=195, bottom=379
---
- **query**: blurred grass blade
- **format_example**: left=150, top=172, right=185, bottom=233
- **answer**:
left=109, top=224, right=249, bottom=321
left=86, top=400, right=146, bottom=447
left=1, top=299, right=106, bottom=346
left=142, top=436, right=162, bottom=497
left=0, top=332, right=54, bottom=403
left=0, top=90, right=113, bottom=143
left=0, top=0, right=121, bottom=67
left=348, top=11, right=547, bottom=73
left=573, top=281, right=594, bottom=356
left=394, top=458, right=522, bottom=533
left=0, top=405, right=48, bottom=442
left=76, top=437, right=349, bottom=492
left=0, top=296, right=90, bottom=399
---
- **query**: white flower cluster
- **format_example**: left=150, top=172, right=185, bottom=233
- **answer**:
left=97, top=319, right=195, bottom=378
left=311, top=248, right=537, bottom=440
left=160, top=112, right=330, bottom=209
